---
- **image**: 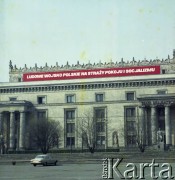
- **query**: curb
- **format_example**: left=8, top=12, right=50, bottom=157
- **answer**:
left=1, top=158, right=175, bottom=165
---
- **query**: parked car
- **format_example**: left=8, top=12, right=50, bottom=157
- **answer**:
left=30, top=154, right=57, bottom=166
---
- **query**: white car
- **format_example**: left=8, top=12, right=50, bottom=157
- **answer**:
left=30, top=154, right=57, bottom=166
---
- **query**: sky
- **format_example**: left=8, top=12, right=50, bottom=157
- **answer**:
left=0, top=0, right=175, bottom=82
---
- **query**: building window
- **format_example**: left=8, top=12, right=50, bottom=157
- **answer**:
left=37, top=111, right=46, bottom=120
left=37, top=96, right=46, bottom=104
left=162, top=69, right=166, bottom=74
left=9, top=97, right=17, bottom=101
left=66, top=137, right=75, bottom=146
left=97, top=136, right=105, bottom=145
left=126, top=108, right=135, bottom=118
left=157, top=90, right=167, bottom=95
left=66, top=110, right=75, bottom=120
left=18, top=78, right=21, bottom=82
left=125, top=107, right=137, bottom=147
left=126, top=135, right=136, bottom=147
left=65, top=109, right=76, bottom=148
left=126, top=121, right=136, bottom=131
left=126, top=92, right=135, bottom=101
left=94, top=108, right=106, bottom=147
left=66, top=95, right=75, bottom=103
left=66, top=123, right=75, bottom=133
left=95, top=108, right=105, bottom=132
left=96, top=122, right=105, bottom=132
left=95, top=109, right=105, bottom=119
left=95, top=93, right=104, bottom=102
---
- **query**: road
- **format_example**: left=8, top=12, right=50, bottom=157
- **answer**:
left=0, top=160, right=175, bottom=180
left=0, top=162, right=102, bottom=180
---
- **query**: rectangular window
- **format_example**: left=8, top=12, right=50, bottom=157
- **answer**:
left=65, top=109, right=76, bottom=147
left=18, top=78, right=21, bottom=82
left=126, top=108, right=135, bottom=117
left=66, top=110, right=75, bottom=120
left=37, top=96, right=46, bottom=104
left=9, top=97, right=17, bottom=101
left=125, top=107, right=137, bottom=147
left=162, top=69, right=166, bottom=74
left=95, top=109, right=105, bottom=119
left=66, top=95, right=75, bottom=103
left=66, top=137, right=75, bottom=146
left=157, top=90, right=167, bottom=95
left=96, top=122, right=105, bottom=132
left=97, top=136, right=105, bottom=145
left=37, top=111, right=46, bottom=120
left=66, top=123, right=75, bottom=133
left=126, top=135, right=136, bottom=147
left=126, top=121, right=136, bottom=131
left=126, top=92, right=135, bottom=101
left=96, top=93, right=104, bottom=102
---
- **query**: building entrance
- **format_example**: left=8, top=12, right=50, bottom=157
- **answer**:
left=157, top=107, right=165, bottom=131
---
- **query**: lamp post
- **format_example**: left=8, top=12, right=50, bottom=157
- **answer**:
left=70, top=137, right=72, bottom=154
left=0, top=134, right=4, bottom=154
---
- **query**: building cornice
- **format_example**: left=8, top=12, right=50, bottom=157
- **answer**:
left=0, top=100, right=33, bottom=107
left=0, top=78, right=175, bottom=94
left=138, top=94, right=175, bottom=106
left=33, top=100, right=139, bottom=107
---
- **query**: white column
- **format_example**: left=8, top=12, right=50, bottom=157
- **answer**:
left=10, top=112, right=15, bottom=150
left=140, top=106, right=145, bottom=145
left=19, top=111, right=26, bottom=150
left=0, top=112, right=3, bottom=154
left=151, top=106, right=157, bottom=145
left=0, top=112, right=3, bottom=135
left=165, top=105, right=171, bottom=147
left=103, top=109, right=107, bottom=150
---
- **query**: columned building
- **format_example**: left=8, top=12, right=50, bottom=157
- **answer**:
left=0, top=50, right=175, bottom=151
left=138, top=94, right=175, bottom=148
left=0, top=101, right=32, bottom=151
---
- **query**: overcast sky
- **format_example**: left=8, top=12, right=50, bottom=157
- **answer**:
left=0, top=0, right=175, bottom=82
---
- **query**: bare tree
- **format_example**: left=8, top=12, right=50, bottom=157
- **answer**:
left=136, top=122, right=145, bottom=152
left=124, top=122, right=145, bottom=152
left=77, top=113, right=97, bottom=153
left=30, top=118, right=62, bottom=154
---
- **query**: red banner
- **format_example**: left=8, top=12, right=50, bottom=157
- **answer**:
left=23, top=65, right=160, bottom=82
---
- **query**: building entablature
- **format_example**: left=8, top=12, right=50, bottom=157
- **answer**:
left=0, top=77, right=175, bottom=94
left=0, top=100, right=33, bottom=113
left=0, top=100, right=32, bottom=106
left=138, top=93, right=175, bottom=107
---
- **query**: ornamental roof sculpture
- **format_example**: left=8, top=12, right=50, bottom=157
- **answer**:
left=8, top=49, right=175, bottom=82
left=9, top=54, right=174, bottom=73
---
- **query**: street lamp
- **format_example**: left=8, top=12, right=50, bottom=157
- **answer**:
left=0, top=134, right=4, bottom=154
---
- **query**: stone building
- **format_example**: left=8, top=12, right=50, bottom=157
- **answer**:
left=0, top=50, right=175, bottom=151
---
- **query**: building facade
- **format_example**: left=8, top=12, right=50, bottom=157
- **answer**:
left=0, top=51, right=175, bottom=151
